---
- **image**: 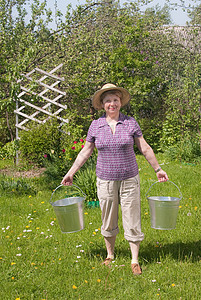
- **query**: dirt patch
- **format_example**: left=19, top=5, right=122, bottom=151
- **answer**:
left=0, top=167, right=46, bottom=178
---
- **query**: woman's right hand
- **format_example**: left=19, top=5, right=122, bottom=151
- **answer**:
left=61, top=173, right=74, bottom=186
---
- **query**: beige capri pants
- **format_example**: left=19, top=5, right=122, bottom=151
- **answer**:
left=96, top=174, right=144, bottom=243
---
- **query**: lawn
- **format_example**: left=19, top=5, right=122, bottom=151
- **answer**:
left=0, top=154, right=200, bottom=300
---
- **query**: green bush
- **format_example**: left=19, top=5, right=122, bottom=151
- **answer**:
left=74, top=162, right=98, bottom=202
left=0, top=140, right=18, bottom=160
left=19, top=113, right=87, bottom=167
left=43, top=150, right=73, bottom=184
left=43, top=137, right=86, bottom=184
left=164, top=134, right=201, bottom=163
left=19, top=120, right=61, bottom=166
left=0, top=175, right=37, bottom=196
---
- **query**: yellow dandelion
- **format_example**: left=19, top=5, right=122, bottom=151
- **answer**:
left=36, top=227, right=40, bottom=230
left=85, top=280, right=88, bottom=283
left=92, top=267, right=95, bottom=269
left=171, top=283, right=175, bottom=287
left=72, top=285, right=77, bottom=289
left=69, top=158, right=72, bottom=160
left=29, top=195, right=31, bottom=198
left=15, top=298, right=20, bottom=300
left=26, top=226, right=30, bottom=228
left=179, top=206, right=182, bottom=208
left=6, top=236, right=9, bottom=238
left=41, top=201, right=44, bottom=204
left=84, top=212, right=88, bottom=215
left=11, top=262, right=16, bottom=266
left=97, top=279, right=101, bottom=283
left=194, top=207, right=198, bottom=211
left=93, top=232, right=96, bottom=235
left=31, top=262, right=36, bottom=265
left=59, top=156, right=61, bottom=158
left=145, top=212, right=148, bottom=215
left=96, top=254, right=100, bottom=257
left=12, top=277, right=15, bottom=280
left=0, top=257, right=2, bottom=260
left=29, top=220, right=32, bottom=223
left=59, top=258, right=61, bottom=261
left=33, top=210, right=36, bottom=213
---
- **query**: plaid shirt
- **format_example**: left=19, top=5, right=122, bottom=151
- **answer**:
left=86, top=112, right=142, bottom=180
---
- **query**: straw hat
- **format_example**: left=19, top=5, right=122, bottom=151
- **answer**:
left=92, top=83, right=131, bottom=110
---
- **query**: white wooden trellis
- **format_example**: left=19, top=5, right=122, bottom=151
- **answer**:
left=15, top=64, right=68, bottom=163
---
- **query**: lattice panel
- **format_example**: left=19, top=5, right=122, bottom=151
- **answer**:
left=15, top=64, right=68, bottom=132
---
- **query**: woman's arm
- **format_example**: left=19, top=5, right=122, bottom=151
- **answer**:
left=134, top=136, right=169, bottom=182
left=61, top=141, right=95, bottom=185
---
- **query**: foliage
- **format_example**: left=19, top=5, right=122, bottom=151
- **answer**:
left=74, top=163, right=97, bottom=202
left=0, top=140, right=18, bottom=160
left=0, top=0, right=201, bottom=162
left=164, top=133, right=201, bottom=163
left=19, top=119, right=61, bottom=165
left=0, top=175, right=36, bottom=196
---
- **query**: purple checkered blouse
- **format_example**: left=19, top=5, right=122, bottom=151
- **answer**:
left=86, top=112, right=142, bottom=180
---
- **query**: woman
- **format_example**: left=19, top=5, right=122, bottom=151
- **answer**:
left=61, top=83, right=168, bottom=275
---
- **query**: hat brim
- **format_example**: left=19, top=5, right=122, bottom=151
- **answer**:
left=92, top=86, right=131, bottom=110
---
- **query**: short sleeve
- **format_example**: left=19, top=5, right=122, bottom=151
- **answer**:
left=86, top=120, right=96, bottom=143
left=126, top=116, right=142, bottom=137
left=133, top=120, right=142, bottom=137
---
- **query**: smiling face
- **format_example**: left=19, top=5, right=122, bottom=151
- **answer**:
left=101, top=92, right=122, bottom=117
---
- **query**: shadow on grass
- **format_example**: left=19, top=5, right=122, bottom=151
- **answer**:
left=87, top=240, right=201, bottom=264
left=140, top=240, right=201, bottom=263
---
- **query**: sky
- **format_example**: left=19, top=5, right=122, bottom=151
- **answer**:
left=44, top=0, right=193, bottom=26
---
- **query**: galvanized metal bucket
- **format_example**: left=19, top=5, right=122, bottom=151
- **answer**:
left=146, top=181, right=182, bottom=230
left=50, top=184, right=86, bottom=233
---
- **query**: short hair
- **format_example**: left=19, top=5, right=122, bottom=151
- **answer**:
left=100, top=89, right=122, bottom=103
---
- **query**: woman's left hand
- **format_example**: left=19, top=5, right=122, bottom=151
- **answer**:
left=156, top=169, right=169, bottom=182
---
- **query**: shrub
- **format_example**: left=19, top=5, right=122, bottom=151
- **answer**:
left=74, top=162, right=98, bottom=202
left=19, top=120, right=61, bottom=166
left=0, top=140, right=18, bottom=160
left=0, top=176, right=37, bottom=196
left=164, top=134, right=201, bottom=163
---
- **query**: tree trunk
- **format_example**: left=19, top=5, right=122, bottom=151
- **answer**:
left=6, top=111, right=14, bottom=142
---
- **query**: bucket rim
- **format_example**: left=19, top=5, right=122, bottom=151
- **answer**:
left=51, top=196, right=86, bottom=207
left=147, top=196, right=181, bottom=202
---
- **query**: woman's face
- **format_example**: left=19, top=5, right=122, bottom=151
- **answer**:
left=102, top=93, right=122, bottom=115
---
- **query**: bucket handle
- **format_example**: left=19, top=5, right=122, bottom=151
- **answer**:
left=145, top=180, right=182, bottom=200
left=50, top=184, right=86, bottom=204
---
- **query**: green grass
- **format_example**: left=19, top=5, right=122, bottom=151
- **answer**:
left=0, top=155, right=200, bottom=300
